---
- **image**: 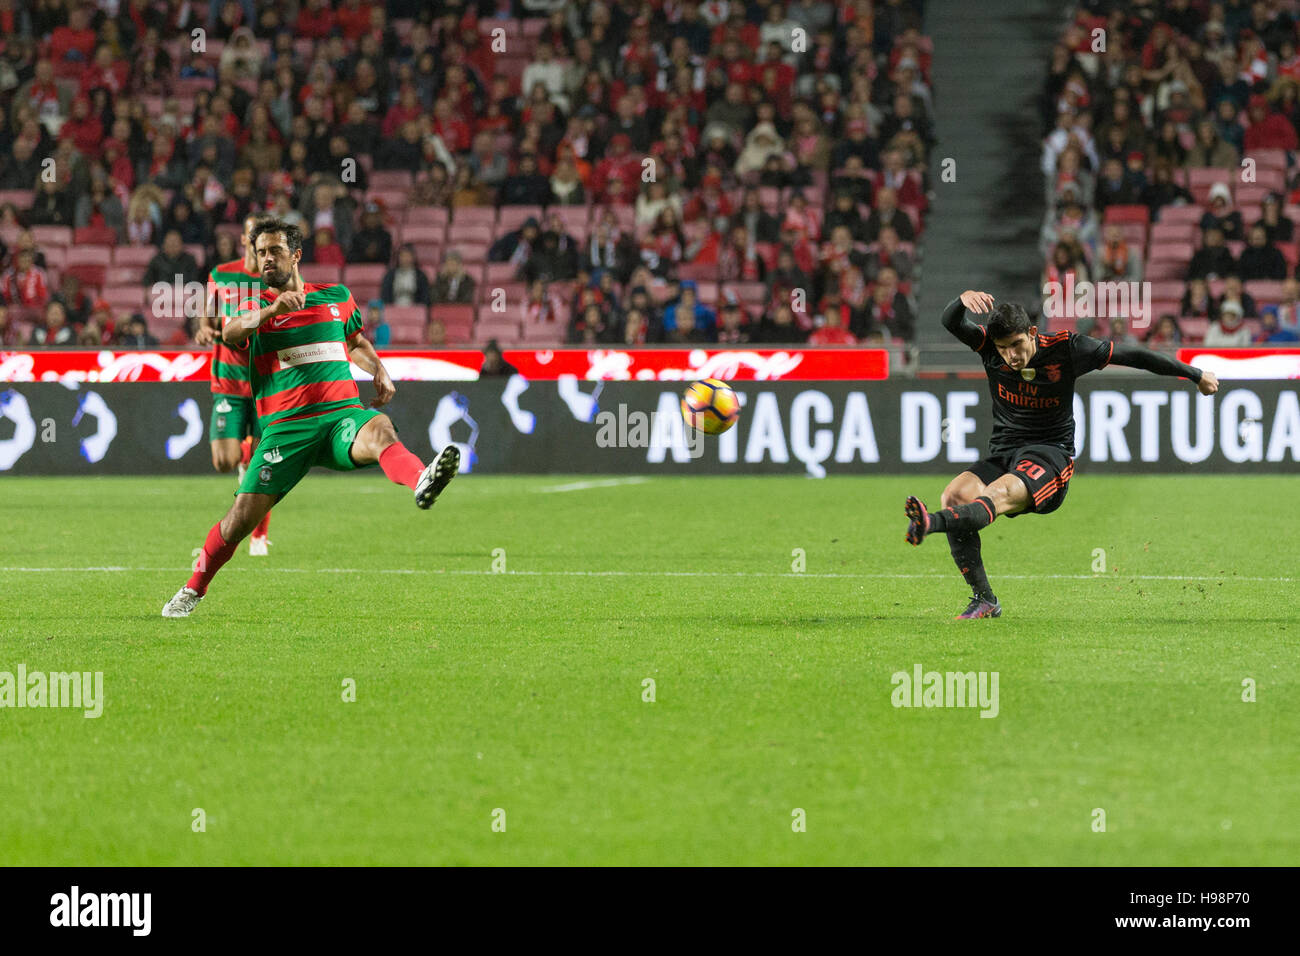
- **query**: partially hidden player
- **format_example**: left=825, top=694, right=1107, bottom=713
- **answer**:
left=195, top=213, right=274, bottom=555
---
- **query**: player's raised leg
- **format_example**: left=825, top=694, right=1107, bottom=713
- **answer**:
left=162, top=492, right=275, bottom=617
left=905, top=472, right=1031, bottom=620
left=348, top=413, right=459, bottom=508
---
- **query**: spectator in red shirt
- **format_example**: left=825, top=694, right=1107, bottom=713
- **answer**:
left=808, top=302, right=858, bottom=346
left=59, top=97, right=103, bottom=154
left=335, top=0, right=374, bottom=44
left=296, top=0, right=336, bottom=39
left=50, top=7, right=96, bottom=64
left=3, top=248, right=50, bottom=307
left=1243, top=94, right=1299, bottom=152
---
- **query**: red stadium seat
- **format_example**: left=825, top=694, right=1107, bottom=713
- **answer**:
left=66, top=245, right=113, bottom=266
left=74, top=225, right=118, bottom=246
left=112, top=246, right=157, bottom=267
left=31, top=225, right=72, bottom=247
left=405, top=206, right=449, bottom=227
left=64, top=264, right=107, bottom=290
left=1102, top=204, right=1150, bottom=225
left=343, top=264, right=388, bottom=286
left=1156, top=205, right=1204, bottom=226
left=497, top=206, right=544, bottom=231
left=1150, top=222, right=1196, bottom=245
left=401, top=225, right=445, bottom=245
left=384, top=305, right=429, bottom=345
left=308, top=264, right=343, bottom=285
left=103, top=286, right=147, bottom=313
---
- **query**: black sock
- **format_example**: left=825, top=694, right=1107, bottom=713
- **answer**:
left=928, top=496, right=997, bottom=535
left=948, top=531, right=994, bottom=600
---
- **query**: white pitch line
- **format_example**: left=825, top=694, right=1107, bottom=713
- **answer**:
left=0, top=567, right=1294, bottom=583
left=536, top=477, right=650, bottom=493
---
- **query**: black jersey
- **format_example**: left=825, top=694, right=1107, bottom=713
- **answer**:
left=943, top=300, right=1113, bottom=457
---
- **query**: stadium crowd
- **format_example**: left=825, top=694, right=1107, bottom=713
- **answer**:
left=0, top=0, right=932, bottom=351
left=1042, top=0, right=1300, bottom=349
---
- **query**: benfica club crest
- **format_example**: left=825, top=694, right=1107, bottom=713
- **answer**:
left=1020, top=367, right=1036, bottom=380
left=1045, top=363, right=1062, bottom=382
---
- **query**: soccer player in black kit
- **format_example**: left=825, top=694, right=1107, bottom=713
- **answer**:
left=904, top=290, right=1220, bottom=619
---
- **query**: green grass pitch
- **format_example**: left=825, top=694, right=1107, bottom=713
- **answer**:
left=0, top=473, right=1296, bottom=865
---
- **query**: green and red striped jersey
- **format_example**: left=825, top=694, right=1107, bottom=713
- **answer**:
left=246, top=282, right=364, bottom=428
left=207, top=259, right=264, bottom=397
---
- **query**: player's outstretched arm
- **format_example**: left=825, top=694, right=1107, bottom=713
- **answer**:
left=1109, top=343, right=1219, bottom=395
left=943, top=290, right=995, bottom=349
left=346, top=331, right=396, bottom=407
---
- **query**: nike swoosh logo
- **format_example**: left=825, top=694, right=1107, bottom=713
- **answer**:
left=272, top=316, right=291, bottom=327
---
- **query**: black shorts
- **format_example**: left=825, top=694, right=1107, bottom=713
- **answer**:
left=968, top=443, right=1075, bottom=517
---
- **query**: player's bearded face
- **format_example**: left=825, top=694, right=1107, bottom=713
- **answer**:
left=256, top=236, right=298, bottom=288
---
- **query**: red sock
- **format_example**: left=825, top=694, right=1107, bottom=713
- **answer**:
left=378, top=442, right=425, bottom=489
left=240, top=438, right=253, bottom=467
left=186, top=522, right=239, bottom=596
left=252, top=510, right=271, bottom=538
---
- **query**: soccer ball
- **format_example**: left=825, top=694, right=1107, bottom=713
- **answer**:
left=681, top=379, right=740, bottom=435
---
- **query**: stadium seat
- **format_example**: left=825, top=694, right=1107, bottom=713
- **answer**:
left=0, top=189, right=34, bottom=209
left=369, top=171, right=414, bottom=191
left=74, top=226, right=118, bottom=246
left=64, top=264, right=107, bottom=290
left=401, top=225, right=445, bottom=245
left=482, top=262, right=519, bottom=286
left=452, top=206, right=496, bottom=227
left=1150, top=222, right=1197, bottom=245
left=112, top=246, right=157, bottom=267
left=31, top=225, right=72, bottom=247
left=1245, top=279, right=1286, bottom=302
left=343, top=264, right=388, bottom=286
left=405, top=206, right=449, bottom=227
left=448, top=223, right=495, bottom=245
left=410, top=244, right=441, bottom=268
left=1248, top=148, right=1288, bottom=171
left=66, top=245, right=114, bottom=267
left=497, top=206, right=545, bottom=231
left=103, top=286, right=147, bottom=313
left=431, top=304, right=476, bottom=330
left=1156, top=205, right=1204, bottom=226
left=1143, top=259, right=1187, bottom=281
left=476, top=317, right=523, bottom=344
left=309, top=264, right=343, bottom=286
left=1102, top=204, right=1150, bottom=225
left=384, top=305, right=429, bottom=345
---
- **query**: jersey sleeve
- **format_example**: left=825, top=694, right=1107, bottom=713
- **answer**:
left=342, top=290, right=364, bottom=338
left=940, top=297, right=987, bottom=351
left=1069, top=332, right=1114, bottom=375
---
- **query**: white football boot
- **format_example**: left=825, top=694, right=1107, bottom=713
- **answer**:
left=162, top=586, right=202, bottom=618
left=249, top=536, right=270, bottom=556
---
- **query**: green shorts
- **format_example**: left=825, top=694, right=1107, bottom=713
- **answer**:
left=237, top=406, right=382, bottom=499
left=209, top=395, right=262, bottom=442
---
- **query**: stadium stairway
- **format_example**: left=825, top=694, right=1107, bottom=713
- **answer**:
left=916, top=0, right=1064, bottom=354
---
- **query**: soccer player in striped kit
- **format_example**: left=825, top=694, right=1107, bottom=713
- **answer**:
left=163, top=220, right=459, bottom=618
left=196, top=213, right=274, bottom=555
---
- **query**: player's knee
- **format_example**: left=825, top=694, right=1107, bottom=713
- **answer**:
left=941, top=488, right=971, bottom=510
left=212, top=450, right=237, bottom=472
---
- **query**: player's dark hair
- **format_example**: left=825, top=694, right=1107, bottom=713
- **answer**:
left=250, top=218, right=303, bottom=256
left=987, top=302, right=1032, bottom=340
